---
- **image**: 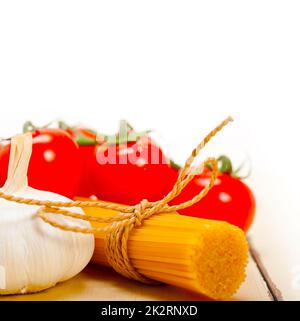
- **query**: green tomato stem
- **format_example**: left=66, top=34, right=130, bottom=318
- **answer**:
left=217, top=155, right=233, bottom=174
left=23, top=121, right=37, bottom=133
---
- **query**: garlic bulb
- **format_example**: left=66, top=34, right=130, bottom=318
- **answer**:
left=0, top=134, right=94, bottom=294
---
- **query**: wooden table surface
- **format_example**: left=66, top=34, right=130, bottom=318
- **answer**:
left=0, top=250, right=273, bottom=301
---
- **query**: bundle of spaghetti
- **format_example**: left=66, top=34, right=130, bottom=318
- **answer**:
left=85, top=203, right=248, bottom=300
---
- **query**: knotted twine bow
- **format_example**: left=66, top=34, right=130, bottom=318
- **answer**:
left=0, top=116, right=233, bottom=284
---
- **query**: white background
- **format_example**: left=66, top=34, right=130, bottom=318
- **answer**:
left=0, top=1, right=300, bottom=299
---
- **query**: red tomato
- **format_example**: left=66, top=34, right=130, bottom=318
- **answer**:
left=169, top=167, right=255, bottom=232
left=0, top=128, right=81, bottom=198
left=90, top=137, right=177, bottom=205
left=65, top=127, right=98, bottom=198
left=66, top=123, right=178, bottom=203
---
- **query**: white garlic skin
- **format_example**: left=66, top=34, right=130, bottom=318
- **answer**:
left=0, top=187, right=95, bottom=295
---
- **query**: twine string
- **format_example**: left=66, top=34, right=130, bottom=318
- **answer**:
left=0, top=116, right=233, bottom=283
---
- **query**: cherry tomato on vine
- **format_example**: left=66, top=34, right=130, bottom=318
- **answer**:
left=64, top=121, right=178, bottom=204
left=59, top=124, right=99, bottom=198
left=0, top=126, right=81, bottom=199
left=92, top=139, right=177, bottom=205
left=169, top=156, right=255, bottom=232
